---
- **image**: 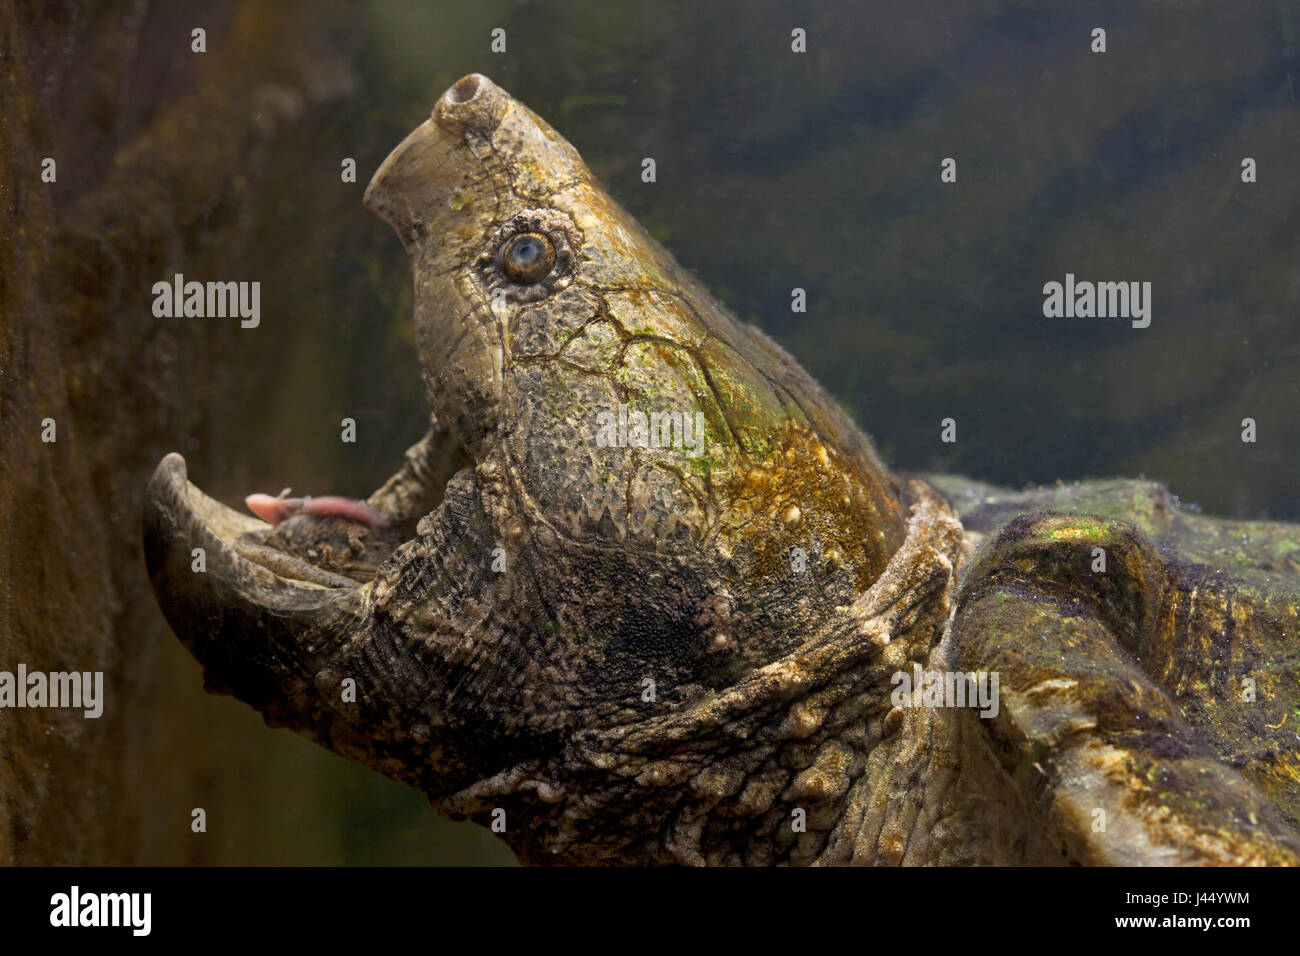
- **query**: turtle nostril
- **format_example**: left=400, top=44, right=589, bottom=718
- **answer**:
left=432, top=74, right=500, bottom=134
left=447, top=74, right=481, bottom=105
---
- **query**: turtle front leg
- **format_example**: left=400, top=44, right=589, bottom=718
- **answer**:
left=366, top=414, right=472, bottom=524
left=950, top=513, right=1300, bottom=865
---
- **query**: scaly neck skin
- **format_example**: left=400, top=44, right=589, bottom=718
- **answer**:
left=441, top=483, right=968, bottom=865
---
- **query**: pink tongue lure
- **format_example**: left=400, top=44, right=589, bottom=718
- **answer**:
left=245, top=488, right=390, bottom=528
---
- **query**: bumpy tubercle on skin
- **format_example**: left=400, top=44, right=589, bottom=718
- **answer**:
left=245, top=488, right=390, bottom=528
left=714, top=422, right=907, bottom=593
left=436, top=482, right=997, bottom=866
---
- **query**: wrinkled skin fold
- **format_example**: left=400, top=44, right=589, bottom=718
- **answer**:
left=145, top=75, right=1300, bottom=865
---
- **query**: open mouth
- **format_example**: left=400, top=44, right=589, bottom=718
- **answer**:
left=142, top=452, right=400, bottom=705
left=144, top=452, right=401, bottom=594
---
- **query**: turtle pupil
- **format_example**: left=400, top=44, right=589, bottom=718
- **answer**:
left=512, top=236, right=544, bottom=268
left=501, top=232, right=554, bottom=283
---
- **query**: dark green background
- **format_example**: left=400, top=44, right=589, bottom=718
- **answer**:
left=6, top=0, right=1298, bottom=864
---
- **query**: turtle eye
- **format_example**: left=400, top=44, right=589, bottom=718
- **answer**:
left=480, top=210, right=578, bottom=302
left=499, top=232, right=556, bottom=284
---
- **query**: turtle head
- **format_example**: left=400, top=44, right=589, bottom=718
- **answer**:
left=145, top=75, right=918, bottom=853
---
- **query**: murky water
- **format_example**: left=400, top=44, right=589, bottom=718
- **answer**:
left=28, top=0, right=1295, bottom=864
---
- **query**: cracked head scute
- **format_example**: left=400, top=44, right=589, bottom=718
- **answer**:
left=147, top=75, right=915, bottom=861
left=362, top=67, right=913, bottom=749
left=362, top=73, right=906, bottom=563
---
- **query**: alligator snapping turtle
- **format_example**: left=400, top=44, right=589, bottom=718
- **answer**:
left=143, top=74, right=1300, bottom=866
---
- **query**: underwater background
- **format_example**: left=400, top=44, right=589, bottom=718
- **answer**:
left=4, top=0, right=1297, bottom=864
